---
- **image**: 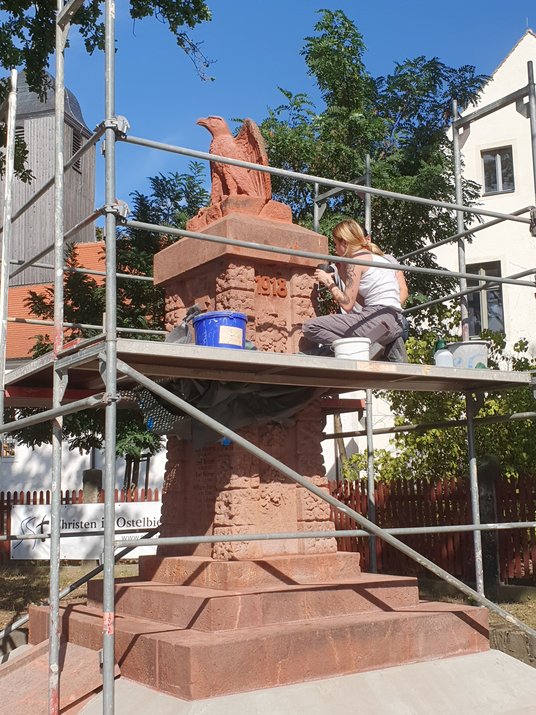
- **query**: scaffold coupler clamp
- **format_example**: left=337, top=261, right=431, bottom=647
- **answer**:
left=105, top=115, right=130, bottom=139
left=467, top=391, right=484, bottom=414
left=103, top=391, right=120, bottom=406
left=104, top=199, right=130, bottom=225
left=530, top=207, right=536, bottom=237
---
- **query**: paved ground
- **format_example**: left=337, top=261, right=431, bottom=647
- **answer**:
left=79, top=650, right=536, bottom=715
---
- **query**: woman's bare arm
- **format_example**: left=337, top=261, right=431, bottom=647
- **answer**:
left=397, top=271, right=408, bottom=305
left=315, top=263, right=363, bottom=311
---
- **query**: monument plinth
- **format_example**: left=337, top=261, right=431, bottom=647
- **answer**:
left=153, top=211, right=337, bottom=559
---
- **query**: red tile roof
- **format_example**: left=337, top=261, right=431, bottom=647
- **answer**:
left=6, top=242, right=105, bottom=360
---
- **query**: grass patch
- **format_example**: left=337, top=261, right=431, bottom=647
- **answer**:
left=0, top=561, right=138, bottom=630
left=418, top=577, right=536, bottom=629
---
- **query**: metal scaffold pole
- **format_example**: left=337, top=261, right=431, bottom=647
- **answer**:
left=0, top=70, right=17, bottom=447
left=451, top=97, right=501, bottom=609
left=466, top=393, right=485, bottom=595
left=364, top=154, right=371, bottom=234
left=363, top=155, right=377, bottom=571
left=48, top=3, right=69, bottom=710
left=123, top=133, right=533, bottom=225
left=452, top=99, right=470, bottom=342
left=365, top=389, right=377, bottom=572
left=102, top=1, right=119, bottom=712
left=313, top=182, right=320, bottom=233
left=527, top=61, right=536, bottom=203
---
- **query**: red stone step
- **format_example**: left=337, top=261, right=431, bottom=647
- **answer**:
left=138, top=552, right=363, bottom=589
left=86, top=573, right=420, bottom=631
left=29, top=600, right=489, bottom=701
left=0, top=639, right=119, bottom=714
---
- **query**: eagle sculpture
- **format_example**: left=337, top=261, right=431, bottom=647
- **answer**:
left=197, top=116, right=272, bottom=204
left=186, top=116, right=291, bottom=230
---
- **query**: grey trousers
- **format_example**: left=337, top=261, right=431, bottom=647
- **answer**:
left=302, top=305, right=404, bottom=349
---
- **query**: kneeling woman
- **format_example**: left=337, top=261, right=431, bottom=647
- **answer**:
left=302, top=219, right=405, bottom=360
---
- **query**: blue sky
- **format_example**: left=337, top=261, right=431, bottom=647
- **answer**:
left=59, top=0, right=535, bottom=208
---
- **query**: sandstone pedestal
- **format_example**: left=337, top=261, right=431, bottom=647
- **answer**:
left=158, top=418, right=336, bottom=559
left=153, top=213, right=335, bottom=560
left=154, top=212, right=327, bottom=355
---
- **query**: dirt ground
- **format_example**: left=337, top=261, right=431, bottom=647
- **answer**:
left=0, top=561, right=138, bottom=631
left=418, top=577, right=536, bottom=629
left=1, top=563, right=536, bottom=666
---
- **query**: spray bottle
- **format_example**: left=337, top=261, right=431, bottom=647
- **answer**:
left=434, top=339, right=454, bottom=367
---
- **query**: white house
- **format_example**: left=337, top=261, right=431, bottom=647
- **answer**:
left=436, top=30, right=536, bottom=353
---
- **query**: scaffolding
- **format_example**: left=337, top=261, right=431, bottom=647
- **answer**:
left=1, top=2, right=536, bottom=713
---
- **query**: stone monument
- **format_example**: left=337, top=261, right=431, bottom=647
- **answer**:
left=152, top=115, right=337, bottom=560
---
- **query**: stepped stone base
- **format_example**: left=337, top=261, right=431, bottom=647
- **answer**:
left=26, top=553, right=489, bottom=701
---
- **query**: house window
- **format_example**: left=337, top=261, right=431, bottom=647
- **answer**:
left=481, top=147, right=514, bottom=194
left=72, top=132, right=82, bottom=173
left=466, top=261, right=505, bottom=336
left=1, top=436, right=15, bottom=458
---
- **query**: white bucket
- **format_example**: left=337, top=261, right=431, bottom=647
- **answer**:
left=446, top=340, right=489, bottom=369
left=332, top=337, right=371, bottom=360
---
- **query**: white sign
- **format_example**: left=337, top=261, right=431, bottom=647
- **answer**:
left=10, top=502, right=162, bottom=560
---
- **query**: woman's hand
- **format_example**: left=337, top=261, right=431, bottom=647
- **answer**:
left=314, top=268, right=335, bottom=288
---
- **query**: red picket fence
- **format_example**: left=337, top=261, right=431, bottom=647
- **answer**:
left=330, top=475, right=536, bottom=584
left=0, top=488, right=160, bottom=563
left=3, top=479, right=535, bottom=583
left=495, top=476, right=536, bottom=582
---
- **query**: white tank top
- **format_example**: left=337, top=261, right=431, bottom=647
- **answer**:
left=356, top=253, right=401, bottom=309
left=332, top=253, right=401, bottom=312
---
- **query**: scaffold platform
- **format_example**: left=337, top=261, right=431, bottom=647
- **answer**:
left=4, top=337, right=533, bottom=407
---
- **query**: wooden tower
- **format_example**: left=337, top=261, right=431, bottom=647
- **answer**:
left=0, top=72, right=96, bottom=286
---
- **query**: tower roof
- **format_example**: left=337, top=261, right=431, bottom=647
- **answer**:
left=14, top=72, right=90, bottom=133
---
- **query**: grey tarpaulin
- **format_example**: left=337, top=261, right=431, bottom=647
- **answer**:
left=123, top=379, right=326, bottom=449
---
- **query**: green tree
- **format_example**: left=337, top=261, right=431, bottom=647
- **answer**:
left=0, top=1, right=212, bottom=181
left=343, top=334, right=536, bottom=481
left=9, top=163, right=209, bottom=458
left=260, top=10, right=536, bottom=482
left=260, top=9, right=487, bottom=332
left=0, top=1, right=212, bottom=96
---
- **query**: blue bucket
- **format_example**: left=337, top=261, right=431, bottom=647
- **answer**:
left=193, top=310, right=247, bottom=349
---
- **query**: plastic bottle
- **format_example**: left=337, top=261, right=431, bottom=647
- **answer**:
left=434, top=339, right=454, bottom=367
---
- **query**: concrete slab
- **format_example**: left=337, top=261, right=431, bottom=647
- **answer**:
left=79, top=649, right=536, bottom=715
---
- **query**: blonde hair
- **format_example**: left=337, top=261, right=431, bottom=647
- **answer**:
left=332, top=219, right=384, bottom=257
